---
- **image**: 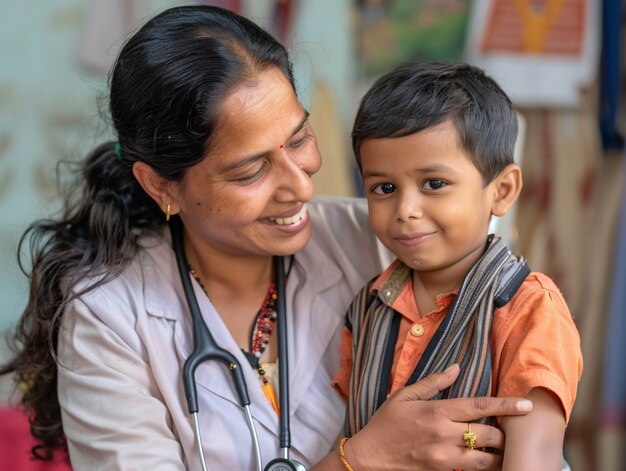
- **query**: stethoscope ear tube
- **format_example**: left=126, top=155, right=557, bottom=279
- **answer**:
left=170, top=217, right=251, bottom=412
left=271, top=257, right=307, bottom=470
left=275, top=256, right=290, bottom=450
left=171, top=218, right=304, bottom=470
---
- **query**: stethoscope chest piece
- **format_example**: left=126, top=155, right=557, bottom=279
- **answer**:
left=265, top=458, right=307, bottom=471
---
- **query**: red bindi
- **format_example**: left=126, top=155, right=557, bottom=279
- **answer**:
left=279, top=144, right=284, bottom=149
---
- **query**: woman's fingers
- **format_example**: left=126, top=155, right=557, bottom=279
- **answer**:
left=396, top=364, right=461, bottom=401
left=393, top=368, right=533, bottom=468
left=453, top=423, right=505, bottom=470
left=348, top=368, right=533, bottom=470
left=455, top=449, right=504, bottom=471
left=456, top=422, right=505, bottom=451
left=439, top=395, right=533, bottom=423
left=398, top=368, right=533, bottom=424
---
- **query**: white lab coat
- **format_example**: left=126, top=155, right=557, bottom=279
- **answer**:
left=57, top=196, right=393, bottom=470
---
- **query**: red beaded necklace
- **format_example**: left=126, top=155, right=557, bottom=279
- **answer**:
left=187, top=264, right=277, bottom=385
left=248, top=283, right=278, bottom=384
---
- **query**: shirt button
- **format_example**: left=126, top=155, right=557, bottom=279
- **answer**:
left=411, top=324, right=425, bottom=337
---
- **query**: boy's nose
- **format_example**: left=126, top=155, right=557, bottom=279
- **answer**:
left=396, top=192, right=423, bottom=222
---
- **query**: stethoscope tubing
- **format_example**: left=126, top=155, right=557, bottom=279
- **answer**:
left=275, top=255, right=291, bottom=453
left=170, top=218, right=301, bottom=471
left=192, top=412, right=208, bottom=471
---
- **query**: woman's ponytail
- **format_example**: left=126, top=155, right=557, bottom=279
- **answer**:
left=2, top=3, right=295, bottom=461
left=2, top=141, right=163, bottom=459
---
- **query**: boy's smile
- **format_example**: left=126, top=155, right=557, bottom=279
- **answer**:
left=360, top=119, right=502, bottom=293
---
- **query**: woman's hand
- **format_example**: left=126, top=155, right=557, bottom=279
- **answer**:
left=344, top=364, right=533, bottom=471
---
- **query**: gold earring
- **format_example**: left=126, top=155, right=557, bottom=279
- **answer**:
left=165, top=203, right=171, bottom=222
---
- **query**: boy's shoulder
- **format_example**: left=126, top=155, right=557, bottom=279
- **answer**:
left=503, top=270, right=571, bottom=315
left=518, top=271, right=563, bottom=295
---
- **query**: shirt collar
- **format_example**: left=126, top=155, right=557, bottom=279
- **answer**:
left=370, top=258, right=458, bottom=319
left=370, top=258, right=411, bottom=307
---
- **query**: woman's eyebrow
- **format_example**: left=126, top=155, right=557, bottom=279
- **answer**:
left=222, top=152, right=269, bottom=172
left=288, top=110, right=310, bottom=137
left=222, top=111, right=311, bottom=172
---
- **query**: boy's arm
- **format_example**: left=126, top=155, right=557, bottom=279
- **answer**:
left=500, top=387, right=565, bottom=471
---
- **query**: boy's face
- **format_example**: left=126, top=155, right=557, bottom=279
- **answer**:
left=360, top=120, right=504, bottom=288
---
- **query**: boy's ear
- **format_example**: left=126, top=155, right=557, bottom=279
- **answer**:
left=132, top=162, right=179, bottom=216
left=490, top=163, right=522, bottom=217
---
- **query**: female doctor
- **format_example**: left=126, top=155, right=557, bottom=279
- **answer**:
left=2, top=5, right=532, bottom=470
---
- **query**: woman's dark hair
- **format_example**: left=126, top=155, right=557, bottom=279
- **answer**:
left=352, top=60, right=518, bottom=184
left=1, top=5, right=294, bottom=460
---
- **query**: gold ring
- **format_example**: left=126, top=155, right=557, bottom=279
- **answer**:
left=463, top=423, right=477, bottom=451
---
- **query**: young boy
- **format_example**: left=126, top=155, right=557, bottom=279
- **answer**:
left=333, top=61, right=583, bottom=470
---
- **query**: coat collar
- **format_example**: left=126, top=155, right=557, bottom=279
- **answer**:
left=140, top=227, right=345, bottom=444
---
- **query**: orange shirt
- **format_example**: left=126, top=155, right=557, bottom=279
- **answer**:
left=333, top=259, right=583, bottom=423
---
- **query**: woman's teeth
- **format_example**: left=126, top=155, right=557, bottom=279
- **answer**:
left=270, top=206, right=307, bottom=225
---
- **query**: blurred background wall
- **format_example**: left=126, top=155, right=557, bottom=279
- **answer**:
left=0, top=1, right=624, bottom=470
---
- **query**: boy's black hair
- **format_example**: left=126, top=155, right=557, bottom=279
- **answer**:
left=352, top=61, right=518, bottom=184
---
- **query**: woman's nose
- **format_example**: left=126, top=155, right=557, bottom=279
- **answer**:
left=274, top=146, right=321, bottom=202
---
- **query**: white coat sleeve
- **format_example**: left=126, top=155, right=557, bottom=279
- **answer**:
left=57, top=296, right=186, bottom=471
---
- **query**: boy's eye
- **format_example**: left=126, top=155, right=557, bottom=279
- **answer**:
left=372, top=183, right=395, bottom=195
left=423, top=179, right=446, bottom=190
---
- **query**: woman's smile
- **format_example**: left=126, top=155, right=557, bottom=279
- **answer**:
left=262, top=205, right=310, bottom=233
left=267, top=204, right=308, bottom=225
left=172, top=67, right=320, bottom=258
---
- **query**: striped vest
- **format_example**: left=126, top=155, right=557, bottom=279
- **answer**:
left=344, top=235, right=530, bottom=436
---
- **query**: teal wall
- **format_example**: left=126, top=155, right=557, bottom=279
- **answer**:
left=0, top=0, right=108, bottom=333
left=0, top=1, right=353, bottom=337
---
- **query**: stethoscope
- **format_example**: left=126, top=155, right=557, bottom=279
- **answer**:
left=170, top=217, right=307, bottom=471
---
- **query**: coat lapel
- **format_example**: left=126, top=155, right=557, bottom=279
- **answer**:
left=140, top=223, right=351, bottom=449
left=285, top=235, right=345, bottom=420
left=142, top=231, right=280, bottom=435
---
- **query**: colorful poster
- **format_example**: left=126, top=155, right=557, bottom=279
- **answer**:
left=465, top=0, right=600, bottom=107
left=481, top=0, right=585, bottom=55
left=354, top=0, right=472, bottom=77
